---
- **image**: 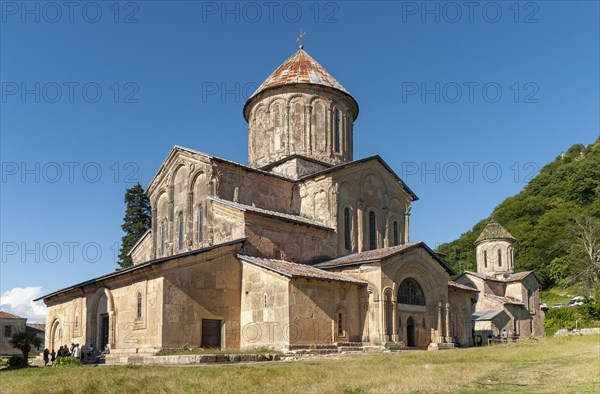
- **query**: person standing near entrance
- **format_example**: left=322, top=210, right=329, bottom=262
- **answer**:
left=43, top=348, right=50, bottom=366
left=501, top=329, right=508, bottom=342
left=50, top=349, right=56, bottom=364
left=72, top=343, right=80, bottom=359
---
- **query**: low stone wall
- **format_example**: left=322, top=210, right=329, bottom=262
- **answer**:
left=554, top=327, right=600, bottom=336
left=106, top=353, right=281, bottom=365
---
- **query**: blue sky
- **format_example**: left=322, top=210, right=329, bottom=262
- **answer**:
left=1, top=1, right=598, bottom=321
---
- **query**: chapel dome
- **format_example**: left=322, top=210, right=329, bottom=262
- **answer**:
left=243, top=48, right=359, bottom=121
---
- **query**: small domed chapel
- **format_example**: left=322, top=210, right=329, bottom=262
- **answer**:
left=39, top=46, right=480, bottom=354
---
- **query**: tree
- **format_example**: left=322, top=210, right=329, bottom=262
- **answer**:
left=566, top=216, right=600, bottom=296
left=118, top=183, right=152, bottom=269
left=9, top=331, right=43, bottom=367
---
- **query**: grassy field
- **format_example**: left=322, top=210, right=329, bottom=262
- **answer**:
left=1, top=335, right=598, bottom=393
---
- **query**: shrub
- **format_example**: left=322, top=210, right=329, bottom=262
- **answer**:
left=53, top=356, right=81, bottom=367
left=578, top=297, right=600, bottom=323
left=7, top=355, right=25, bottom=368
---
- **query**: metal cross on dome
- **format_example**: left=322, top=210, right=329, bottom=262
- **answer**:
left=296, top=29, right=307, bottom=49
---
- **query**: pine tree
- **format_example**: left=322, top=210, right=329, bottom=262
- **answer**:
left=118, top=183, right=151, bottom=269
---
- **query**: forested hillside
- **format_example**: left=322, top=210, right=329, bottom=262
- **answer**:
left=437, top=138, right=600, bottom=292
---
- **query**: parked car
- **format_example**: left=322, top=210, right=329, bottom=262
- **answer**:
left=568, top=296, right=586, bottom=306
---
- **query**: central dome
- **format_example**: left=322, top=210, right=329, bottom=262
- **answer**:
left=244, top=48, right=359, bottom=169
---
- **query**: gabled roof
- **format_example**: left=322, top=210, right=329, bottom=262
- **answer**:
left=146, top=146, right=293, bottom=193
left=314, top=242, right=455, bottom=275
left=238, top=255, right=367, bottom=285
left=208, top=197, right=333, bottom=230
left=0, top=311, right=25, bottom=319
left=483, top=293, right=525, bottom=306
left=146, top=147, right=417, bottom=203
left=448, top=281, right=478, bottom=292
left=296, top=155, right=419, bottom=201
left=127, top=229, right=151, bottom=257
left=475, top=219, right=516, bottom=244
left=244, top=48, right=358, bottom=121
left=35, top=238, right=247, bottom=302
left=458, top=270, right=536, bottom=283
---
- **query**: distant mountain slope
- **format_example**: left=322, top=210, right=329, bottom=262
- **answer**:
left=437, top=137, right=600, bottom=288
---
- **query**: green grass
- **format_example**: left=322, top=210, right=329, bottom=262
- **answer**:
left=1, top=335, right=599, bottom=393
left=541, top=289, right=573, bottom=306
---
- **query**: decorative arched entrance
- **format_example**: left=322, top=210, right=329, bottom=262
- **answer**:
left=406, top=317, right=416, bottom=347
left=49, top=319, right=62, bottom=351
left=90, top=288, right=115, bottom=351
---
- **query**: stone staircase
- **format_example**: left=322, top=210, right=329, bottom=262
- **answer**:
left=285, top=342, right=405, bottom=355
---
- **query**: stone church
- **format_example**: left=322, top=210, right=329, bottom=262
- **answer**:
left=37, top=46, right=478, bottom=355
left=455, top=219, right=545, bottom=338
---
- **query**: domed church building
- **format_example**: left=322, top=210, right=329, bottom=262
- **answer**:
left=37, top=46, right=476, bottom=356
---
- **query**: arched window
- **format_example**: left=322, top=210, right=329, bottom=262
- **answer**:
left=136, top=291, right=142, bottom=319
left=197, top=205, right=204, bottom=243
left=369, top=211, right=377, bottom=250
left=75, top=315, right=79, bottom=328
left=337, top=311, right=345, bottom=337
left=334, top=109, right=341, bottom=153
left=497, top=249, right=502, bottom=267
left=393, top=221, right=400, bottom=246
left=344, top=207, right=351, bottom=251
left=264, top=294, right=268, bottom=309
left=483, top=250, right=488, bottom=268
left=397, top=278, right=426, bottom=306
left=160, top=221, right=166, bottom=256
left=178, top=212, right=184, bottom=252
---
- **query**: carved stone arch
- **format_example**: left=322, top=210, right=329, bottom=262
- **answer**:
left=308, top=95, right=324, bottom=107
left=48, top=317, right=62, bottom=350
left=89, top=287, right=116, bottom=349
left=287, top=93, right=305, bottom=105
left=393, top=265, right=436, bottom=306
left=188, top=169, right=205, bottom=190
left=251, top=103, right=268, bottom=120
left=152, top=188, right=168, bottom=209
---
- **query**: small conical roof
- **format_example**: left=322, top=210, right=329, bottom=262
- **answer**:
left=475, top=219, right=516, bottom=244
left=244, top=48, right=358, bottom=120
left=250, top=48, right=350, bottom=97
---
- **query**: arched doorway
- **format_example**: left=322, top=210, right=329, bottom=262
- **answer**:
left=91, top=290, right=111, bottom=350
left=406, top=317, right=416, bottom=347
left=50, top=320, right=61, bottom=351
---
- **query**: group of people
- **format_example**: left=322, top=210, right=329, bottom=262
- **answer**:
left=42, top=343, right=108, bottom=366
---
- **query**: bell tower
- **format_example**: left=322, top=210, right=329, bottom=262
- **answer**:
left=475, top=219, right=516, bottom=278
left=243, top=46, right=359, bottom=169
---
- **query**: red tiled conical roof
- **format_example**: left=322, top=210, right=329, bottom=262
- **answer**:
left=249, top=48, right=351, bottom=98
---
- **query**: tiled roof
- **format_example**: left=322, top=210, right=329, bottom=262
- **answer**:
left=484, top=293, right=524, bottom=306
left=448, top=281, right=478, bottom=292
left=462, top=271, right=534, bottom=283
left=0, top=311, right=25, bottom=319
left=249, top=48, right=351, bottom=99
left=209, top=197, right=332, bottom=230
left=473, top=309, right=505, bottom=321
left=238, top=255, right=367, bottom=285
left=314, top=242, right=455, bottom=275
left=35, top=238, right=248, bottom=302
left=26, top=323, right=45, bottom=333
left=475, top=219, right=516, bottom=243
left=315, top=243, right=417, bottom=268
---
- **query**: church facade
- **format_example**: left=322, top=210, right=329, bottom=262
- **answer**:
left=38, top=47, right=477, bottom=354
